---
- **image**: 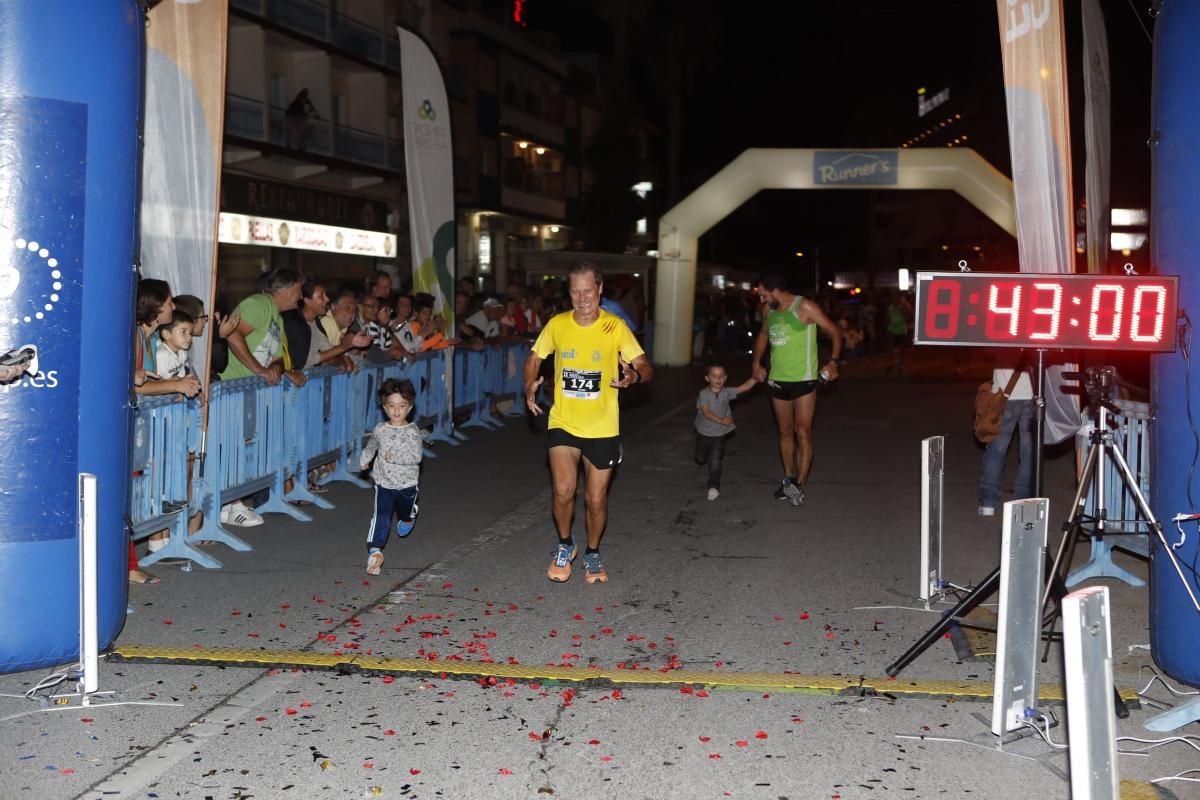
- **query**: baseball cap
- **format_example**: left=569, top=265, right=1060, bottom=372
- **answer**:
left=482, top=297, right=504, bottom=307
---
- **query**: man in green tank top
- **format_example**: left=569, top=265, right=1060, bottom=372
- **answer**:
left=751, top=272, right=842, bottom=506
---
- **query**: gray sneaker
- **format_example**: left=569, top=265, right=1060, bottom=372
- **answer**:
left=783, top=479, right=804, bottom=507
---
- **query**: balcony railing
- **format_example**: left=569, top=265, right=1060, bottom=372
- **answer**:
left=332, top=12, right=383, bottom=63
left=226, top=94, right=267, bottom=140
left=332, top=123, right=385, bottom=167
left=267, top=105, right=332, bottom=155
left=264, top=0, right=327, bottom=40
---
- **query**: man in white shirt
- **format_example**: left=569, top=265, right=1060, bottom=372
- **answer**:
left=464, top=297, right=504, bottom=339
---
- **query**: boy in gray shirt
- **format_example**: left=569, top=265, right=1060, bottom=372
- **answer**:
left=695, top=364, right=758, bottom=500
left=361, top=378, right=423, bottom=575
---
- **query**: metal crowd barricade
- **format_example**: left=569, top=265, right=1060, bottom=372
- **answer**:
left=130, top=395, right=200, bottom=566
left=1067, top=399, right=1152, bottom=588
left=137, top=342, right=530, bottom=569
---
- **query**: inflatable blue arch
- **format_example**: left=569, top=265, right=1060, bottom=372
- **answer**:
left=0, top=0, right=141, bottom=673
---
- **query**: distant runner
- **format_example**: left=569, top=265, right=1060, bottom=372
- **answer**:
left=752, top=272, right=842, bottom=507
left=524, top=262, right=653, bottom=584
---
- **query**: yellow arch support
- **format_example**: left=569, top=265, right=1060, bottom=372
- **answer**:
left=652, top=148, right=1015, bottom=365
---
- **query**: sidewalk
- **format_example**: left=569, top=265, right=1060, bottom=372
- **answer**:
left=0, top=347, right=1189, bottom=800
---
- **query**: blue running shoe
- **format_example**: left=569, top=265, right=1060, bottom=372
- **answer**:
left=547, top=540, right=577, bottom=582
left=583, top=551, right=608, bottom=584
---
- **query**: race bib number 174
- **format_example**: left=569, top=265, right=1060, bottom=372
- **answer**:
left=561, top=367, right=601, bottom=399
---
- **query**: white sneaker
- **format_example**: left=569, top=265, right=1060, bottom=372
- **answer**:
left=221, top=501, right=264, bottom=527
left=706, top=488, right=720, bottom=501
left=977, top=506, right=995, bottom=517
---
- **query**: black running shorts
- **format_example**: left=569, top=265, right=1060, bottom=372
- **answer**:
left=547, top=428, right=622, bottom=470
left=767, top=379, right=819, bottom=401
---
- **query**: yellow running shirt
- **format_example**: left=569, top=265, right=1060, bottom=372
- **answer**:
left=531, top=309, right=644, bottom=438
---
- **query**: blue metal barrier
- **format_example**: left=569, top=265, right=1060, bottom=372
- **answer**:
left=1067, top=399, right=1152, bottom=588
left=135, top=344, right=536, bottom=569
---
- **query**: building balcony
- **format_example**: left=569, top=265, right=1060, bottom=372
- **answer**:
left=264, top=0, right=328, bottom=41
left=501, top=104, right=565, bottom=149
left=501, top=185, right=565, bottom=220
left=332, top=11, right=383, bottom=64
left=267, top=106, right=332, bottom=155
left=226, top=94, right=267, bottom=140
left=332, top=123, right=385, bottom=167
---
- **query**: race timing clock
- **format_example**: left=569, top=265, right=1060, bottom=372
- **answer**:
left=913, top=271, right=1179, bottom=352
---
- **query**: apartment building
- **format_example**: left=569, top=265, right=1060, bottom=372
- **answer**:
left=219, top=0, right=582, bottom=299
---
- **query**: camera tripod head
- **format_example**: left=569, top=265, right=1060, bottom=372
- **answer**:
left=1062, top=366, right=1123, bottom=418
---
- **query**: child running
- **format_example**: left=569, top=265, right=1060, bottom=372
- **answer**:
left=360, top=378, right=423, bottom=575
left=695, top=364, right=758, bottom=500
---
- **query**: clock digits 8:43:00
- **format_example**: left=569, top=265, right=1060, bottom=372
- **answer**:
left=913, top=272, right=1179, bottom=352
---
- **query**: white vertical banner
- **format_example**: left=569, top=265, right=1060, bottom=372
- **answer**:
left=398, top=26, right=456, bottom=326
left=399, top=26, right=456, bottom=428
left=996, top=0, right=1079, bottom=443
left=140, top=0, right=229, bottom=387
left=1081, top=0, right=1111, bottom=276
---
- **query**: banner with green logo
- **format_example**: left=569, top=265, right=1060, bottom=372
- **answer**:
left=398, top=27, right=455, bottom=328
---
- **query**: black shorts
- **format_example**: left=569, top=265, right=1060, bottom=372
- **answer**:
left=547, top=428, right=622, bottom=470
left=767, top=379, right=819, bottom=401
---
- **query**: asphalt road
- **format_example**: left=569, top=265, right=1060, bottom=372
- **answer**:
left=0, top=348, right=1192, bottom=800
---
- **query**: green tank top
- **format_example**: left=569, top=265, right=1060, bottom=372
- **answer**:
left=767, top=297, right=817, bottom=382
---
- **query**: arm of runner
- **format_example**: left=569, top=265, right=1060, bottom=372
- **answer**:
left=523, top=351, right=545, bottom=415
left=611, top=353, right=652, bottom=388
left=799, top=298, right=843, bottom=381
left=751, top=323, right=769, bottom=383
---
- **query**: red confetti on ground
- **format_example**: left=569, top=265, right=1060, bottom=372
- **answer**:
left=708, top=753, right=721, bottom=759
left=255, top=716, right=267, bottom=722
left=755, top=731, right=768, bottom=739
left=230, top=610, right=241, bottom=616
left=699, top=736, right=711, bottom=742
left=536, top=595, right=545, bottom=601
left=248, top=633, right=259, bottom=638
left=573, top=613, right=584, bottom=620
left=799, top=612, right=810, bottom=620
left=363, top=762, right=374, bottom=769
left=528, top=732, right=542, bottom=742
left=285, top=708, right=297, bottom=715
left=280, top=604, right=290, bottom=609
left=499, top=768, right=513, bottom=775
left=825, top=632, right=836, bottom=640
left=60, top=768, right=75, bottom=774
left=600, top=755, right=613, bottom=762
left=792, top=717, right=805, bottom=723
left=696, top=690, right=710, bottom=698
left=610, top=689, right=623, bottom=700
left=762, top=694, right=771, bottom=699
left=783, top=641, right=793, bottom=646
left=383, top=676, right=395, bottom=684
left=278, top=623, right=287, bottom=629
left=384, top=729, right=396, bottom=736
left=442, top=582, right=453, bottom=589
left=736, top=740, right=749, bottom=747
left=80, top=718, right=94, bottom=723
left=409, top=768, right=421, bottom=775
left=300, top=702, right=312, bottom=708
left=162, top=619, right=173, bottom=625
left=680, top=686, right=694, bottom=695
left=774, top=615, right=783, bottom=621
left=588, top=739, right=601, bottom=745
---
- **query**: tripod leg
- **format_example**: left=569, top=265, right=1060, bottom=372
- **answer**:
left=1108, top=445, right=1200, bottom=612
left=885, top=566, right=1000, bottom=677
left=1042, top=442, right=1100, bottom=611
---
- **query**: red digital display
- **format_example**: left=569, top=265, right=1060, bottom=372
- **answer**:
left=914, top=272, right=1179, bottom=352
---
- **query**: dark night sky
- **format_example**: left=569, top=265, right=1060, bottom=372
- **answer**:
left=531, top=0, right=1156, bottom=271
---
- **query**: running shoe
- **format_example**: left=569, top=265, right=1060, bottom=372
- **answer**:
left=397, top=519, right=415, bottom=537
left=583, top=551, right=608, bottom=584
left=706, top=488, right=720, bottom=501
left=547, top=541, right=577, bottom=582
left=774, top=480, right=790, bottom=501
left=367, top=550, right=384, bottom=576
left=783, top=479, right=805, bottom=507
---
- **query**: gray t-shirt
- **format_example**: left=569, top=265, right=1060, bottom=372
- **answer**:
left=695, top=387, right=738, bottom=437
left=360, top=421, right=423, bottom=489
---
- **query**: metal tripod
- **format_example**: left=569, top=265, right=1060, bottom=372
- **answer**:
left=1042, top=396, right=1200, bottom=636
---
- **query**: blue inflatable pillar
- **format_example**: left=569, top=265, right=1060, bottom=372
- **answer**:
left=0, top=2, right=142, bottom=673
left=1151, top=0, right=1200, bottom=687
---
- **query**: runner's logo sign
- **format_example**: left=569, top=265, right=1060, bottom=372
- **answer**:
left=813, top=151, right=898, bottom=186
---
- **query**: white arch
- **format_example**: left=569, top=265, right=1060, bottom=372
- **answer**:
left=652, top=147, right=1015, bottom=365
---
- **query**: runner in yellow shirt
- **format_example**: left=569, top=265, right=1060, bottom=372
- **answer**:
left=524, top=263, right=653, bottom=584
